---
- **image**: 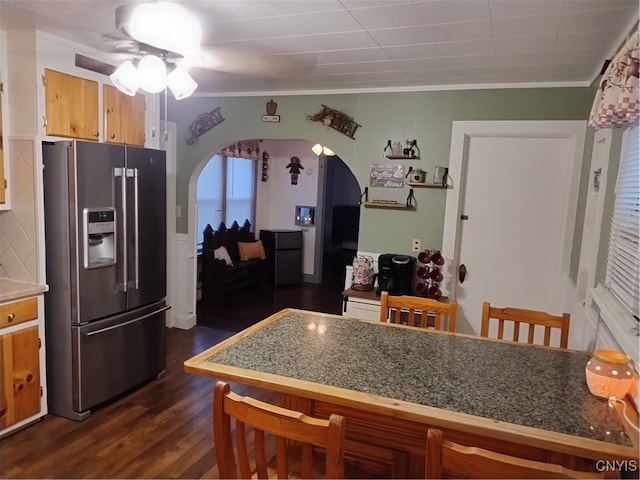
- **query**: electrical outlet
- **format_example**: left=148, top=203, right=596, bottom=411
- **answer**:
left=412, top=238, right=421, bottom=252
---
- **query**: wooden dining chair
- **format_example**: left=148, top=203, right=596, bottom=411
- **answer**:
left=481, top=302, right=570, bottom=348
left=379, top=291, right=457, bottom=332
left=213, top=381, right=346, bottom=479
left=425, top=429, right=604, bottom=479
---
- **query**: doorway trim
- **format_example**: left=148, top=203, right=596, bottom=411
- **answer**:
left=441, top=120, right=586, bottom=300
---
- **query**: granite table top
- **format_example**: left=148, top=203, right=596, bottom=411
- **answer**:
left=186, top=309, right=636, bottom=457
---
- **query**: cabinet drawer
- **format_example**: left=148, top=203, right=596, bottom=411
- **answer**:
left=0, top=298, right=38, bottom=328
left=346, top=300, right=381, bottom=321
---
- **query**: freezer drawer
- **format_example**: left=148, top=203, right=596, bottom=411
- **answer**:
left=72, top=302, right=168, bottom=413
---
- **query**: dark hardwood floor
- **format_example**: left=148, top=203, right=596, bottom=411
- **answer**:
left=196, top=249, right=348, bottom=331
left=0, top=261, right=350, bottom=479
left=196, top=281, right=344, bottom=330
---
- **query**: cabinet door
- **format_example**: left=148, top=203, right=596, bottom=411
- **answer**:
left=103, top=85, right=145, bottom=146
left=44, top=68, right=99, bottom=141
left=0, top=326, right=40, bottom=429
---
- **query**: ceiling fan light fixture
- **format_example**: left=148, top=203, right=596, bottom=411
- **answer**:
left=312, top=144, right=335, bottom=156
left=137, top=55, right=167, bottom=93
left=110, top=60, right=139, bottom=96
left=167, top=66, right=198, bottom=100
left=128, top=1, right=202, bottom=56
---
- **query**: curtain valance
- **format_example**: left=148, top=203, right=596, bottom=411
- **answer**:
left=220, top=140, right=262, bottom=160
left=589, top=31, right=639, bottom=129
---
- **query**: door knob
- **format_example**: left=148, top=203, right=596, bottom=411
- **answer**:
left=459, top=264, right=467, bottom=283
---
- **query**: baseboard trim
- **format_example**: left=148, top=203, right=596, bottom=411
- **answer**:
left=173, top=313, right=196, bottom=330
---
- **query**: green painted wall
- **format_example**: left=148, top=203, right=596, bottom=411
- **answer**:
left=167, top=87, right=591, bottom=257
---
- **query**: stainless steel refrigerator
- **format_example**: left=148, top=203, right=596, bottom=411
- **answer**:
left=42, top=140, right=168, bottom=420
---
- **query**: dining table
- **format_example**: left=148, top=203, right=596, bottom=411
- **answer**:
left=184, top=308, right=639, bottom=478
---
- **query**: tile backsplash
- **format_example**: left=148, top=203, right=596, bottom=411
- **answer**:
left=0, top=138, right=38, bottom=282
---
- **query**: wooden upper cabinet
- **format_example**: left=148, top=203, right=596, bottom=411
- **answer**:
left=103, top=85, right=145, bottom=146
left=44, top=68, right=99, bottom=141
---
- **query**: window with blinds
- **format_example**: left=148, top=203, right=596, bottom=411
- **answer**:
left=604, top=122, right=639, bottom=320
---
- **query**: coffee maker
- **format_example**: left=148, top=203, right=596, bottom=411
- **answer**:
left=376, top=254, right=416, bottom=295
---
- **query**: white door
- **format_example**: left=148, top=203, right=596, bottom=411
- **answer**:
left=442, top=121, right=586, bottom=342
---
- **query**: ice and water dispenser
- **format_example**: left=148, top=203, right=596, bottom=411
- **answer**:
left=83, top=207, right=116, bottom=269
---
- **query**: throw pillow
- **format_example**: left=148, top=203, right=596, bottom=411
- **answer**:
left=238, top=240, right=266, bottom=261
left=213, top=246, right=234, bottom=267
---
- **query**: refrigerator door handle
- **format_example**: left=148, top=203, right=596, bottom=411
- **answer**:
left=133, top=168, right=140, bottom=289
left=128, top=168, right=140, bottom=289
left=83, top=305, right=171, bottom=337
left=114, top=167, right=128, bottom=292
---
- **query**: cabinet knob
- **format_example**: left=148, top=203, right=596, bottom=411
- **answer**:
left=94, top=132, right=99, bottom=138
left=7, top=312, right=15, bottom=322
left=110, top=134, right=116, bottom=139
left=0, top=408, right=6, bottom=418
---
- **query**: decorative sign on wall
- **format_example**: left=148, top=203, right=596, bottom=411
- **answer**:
left=370, top=164, right=405, bottom=188
left=186, top=107, right=225, bottom=145
left=306, top=104, right=361, bottom=139
left=262, top=99, right=280, bottom=123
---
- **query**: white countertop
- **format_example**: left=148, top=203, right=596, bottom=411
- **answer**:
left=0, top=278, right=49, bottom=303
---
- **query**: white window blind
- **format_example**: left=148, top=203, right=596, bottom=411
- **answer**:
left=604, top=122, right=639, bottom=319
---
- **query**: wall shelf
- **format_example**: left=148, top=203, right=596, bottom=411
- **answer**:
left=407, top=182, right=448, bottom=189
left=362, top=202, right=415, bottom=210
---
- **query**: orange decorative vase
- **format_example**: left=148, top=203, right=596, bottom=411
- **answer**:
left=585, top=349, right=634, bottom=399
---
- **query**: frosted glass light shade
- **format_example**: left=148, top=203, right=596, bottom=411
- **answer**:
left=128, top=1, right=201, bottom=56
left=312, top=144, right=335, bottom=156
left=110, top=60, right=139, bottom=96
left=138, top=55, right=167, bottom=93
left=167, top=66, right=198, bottom=100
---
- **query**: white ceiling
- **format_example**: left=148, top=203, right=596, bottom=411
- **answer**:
left=1, top=0, right=638, bottom=95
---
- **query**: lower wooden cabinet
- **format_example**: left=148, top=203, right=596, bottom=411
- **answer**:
left=0, top=325, right=41, bottom=430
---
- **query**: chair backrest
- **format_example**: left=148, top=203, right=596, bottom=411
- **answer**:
left=425, top=429, right=604, bottom=479
left=213, top=381, right=346, bottom=479
left=480, top=302, right=570, bottom=348
left=379, top=291, right=457, bottom=332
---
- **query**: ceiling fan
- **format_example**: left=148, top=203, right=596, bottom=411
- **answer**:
left=99, top=1, right=314, bottom=98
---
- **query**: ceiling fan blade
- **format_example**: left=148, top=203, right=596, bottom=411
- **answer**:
left=101, top=33, right=140, bottom=54
left=185, top=46, right=315, bottom=77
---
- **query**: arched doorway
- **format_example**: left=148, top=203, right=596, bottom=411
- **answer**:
left=189, top=138, right=361, bottom=307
